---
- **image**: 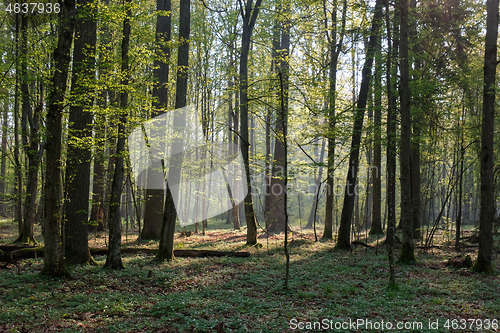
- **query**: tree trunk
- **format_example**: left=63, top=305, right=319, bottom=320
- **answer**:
left=386, top=0, right=398, bottom=286
left=323, top=0, right=347, bottom=240
left=409, top=0, right=421, bottom=241
left=89, top=0, right=112, bottom=233
left=335, top=0, right=384, bottom=249
left=239, top=0, right=263, bottom=244
left=157, top=0, right=190, bottom=262
left=267, top=1, right=290, bottom=233
left=104, top=0, right=132, bottom=270
left=63, top=0, right=97, bottom=265
left=307, top=138, right=326, bottom=229
left=398, top=0, right=416, bottom=264
left=0, top=103, right=8, bottom=217
left=42, top=0, right=76, bottom=278
left=370, top=41, right=383, bottom=235
left=472, top=0, right=498, bottom=274
left=232, top=92, right=241, bottom=230
left=17, top=14, right=39, bottom=245
left=13, top=15, right=22, bottom=234
left=141, top=0, right=172, bottom=241
left=456, top=104, right=465, bottom=250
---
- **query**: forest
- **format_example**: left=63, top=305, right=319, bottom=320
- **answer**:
left=0, top=0, right=499, bottom=331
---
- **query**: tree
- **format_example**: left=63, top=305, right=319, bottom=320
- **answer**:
left=306, top=138, right=326, bottom=229
left=238, top=0, right=263, bottom=244
left=105, top=0, right=132, bottom=270
left=335, top=0, right=384, bottom=250
left=322, top=0, right=347, bottom=240
left=16, top=13, right=40, bottom=245
left=409, top=0, right=421, bottom=240
left=157, top=0, right=191, bottom=262
left=472, top=0, right=498, bottom=274
left=42, top=0, right=76, bottom=277
left=89, top=0, right=112, bottom=232
left=141, top=0, right=172, bottom=240
left=64, top=0, right=97, bottom=265
left=369, top=41, right=383, bottom=235
left=0, top=104, right=7, bottom=217
left=267, top=0, right=290, bottom=233
left=398, top=0, right=416, bottom=264
left=385, top=0, right=398, bottom=287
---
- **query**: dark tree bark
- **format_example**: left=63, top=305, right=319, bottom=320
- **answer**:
left=239, top=0, right=263, bottom=244
left=370, top=43, right=383, bottom=235
left=456, top=105, right=465, bottom=250
left=385, top=0, right=398, bottom=286
left=472, top=0, right=498, bottom=274
left=398, top=0, right=416, bottom=264
left=267, top=1, right=290, bottom=234
left=89, top=116, right=105, bottom=232
left=323, top=0, right=347, bottom=240
left=42, top=0, right=76, bottom=277
left=157, top=0, right=190, bottom=262
left=17, top=14, right=40, bottom=245
left=13, top=15, right=23, bottom=230
left=141, top=0, right=171, bottom=240
left=335, top=0, right=384, bottom=250
left=263, top=4, right=279, bottom=229
left=0, top=104, right=8, bottom=217
left=409, top=0, right=421, bottom=240
left=64, top=0, right=97, bottom=265
left=104, top=0, right=132, bottom=270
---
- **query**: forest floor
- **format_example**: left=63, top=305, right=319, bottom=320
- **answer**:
left=0, top=218, right=499, bottom=332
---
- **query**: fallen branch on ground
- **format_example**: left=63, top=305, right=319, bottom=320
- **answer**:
left=0, top=245, right=250, bottom=262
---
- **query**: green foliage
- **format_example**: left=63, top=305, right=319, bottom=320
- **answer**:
left=0, top=237, right=499, bottom=332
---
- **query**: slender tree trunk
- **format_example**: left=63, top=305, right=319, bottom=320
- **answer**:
left=409, top=0, right=421, bottom=240
left=0, top=104, right=8, bottom=217
left=335, top=0, right=384, bottom=249
left=267, top=1, right=290, bottom=233
left=232, top=88, right=241, bottom=230
left=105, top=0, right=132, bottom=270
left=17, top=14, right=39, bottom=245
left=13, top=14, right=23, bottom=234
left=398, top=0, right=416, bottom=264
left=386, top=0, right=398, bottom=286
left=157, top=0, right=190, bottom=262
left=264, top=4, right=279, bottom=229
left=370, top=43, right=383, bottom=235
left=456, top=104, right=465, bottom=250
left=89, top=0, right=112, bottom=232
left=239, top=0, right=263, bottom=244
left=64, top=0, right=97, bottom=264
left=89, top=113, right=106, bottom=232
left=42, top=0, right=76, bottom=277
left=307, top=138, right=326, bottom=229
left=472, top=0, right=498, bottom=274
left=323, top=0, right=347, bottom=240
left=141, top=0, right=171, bottom=240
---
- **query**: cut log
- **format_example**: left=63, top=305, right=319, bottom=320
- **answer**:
left=351, top=240, right=374, bottom=248
left=0, top=245, right=251, bottom=261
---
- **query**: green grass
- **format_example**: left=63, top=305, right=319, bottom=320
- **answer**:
left=1, top=233, right=499, bottom=332
left=1, top=217, right=499, bottom=332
